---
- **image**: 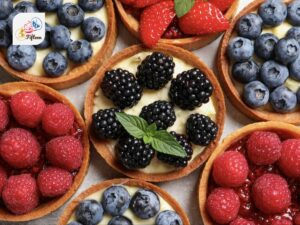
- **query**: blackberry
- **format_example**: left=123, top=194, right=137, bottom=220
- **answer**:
left=169, top=68, right=213, bottom=110
left=139, top=101, right=176, bottom=130
left=101, top=69, right=143, bottom=109
left=186, top=114, right=218, bottom=146
left=91, top=108, right=124, bottom=139
left=136, top=52, right=175, bottom=90
left=157, top=132, right=193, bottom=167
left=116, top=135, right=155, bottom=169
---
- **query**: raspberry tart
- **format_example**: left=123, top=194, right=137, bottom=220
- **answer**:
left=218, top=0, right=300, bottom=124
left=199, top=121, right=300, bottom=225
left=114, top=0, right=239, bottom=50
left=84, top=44, right=225, bottom=182
left=58, top=178, right=190, bottom=225
left=0, top=82, right=89, bottom=221
left=0, top=0, right=116, bottom=89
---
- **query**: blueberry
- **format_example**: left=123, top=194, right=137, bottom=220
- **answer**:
left=232, top=60, right=259, bottom=83
left=286, top=27, right=300, bottom=43
left=255, top=33, right=278, bottom=60
left=50, top=25, right=71, bottom=49
left=243, top=81, right=270, bottom=108
left=0, top=20, right=11, bottom=47
left=75, top=200, right=104, bottom=225
left=287, top=0, right=300, bottom=26
left=155, top=210, right=183, bottom=225
left=67, top=222, right=83, bottom=225
left=7, top=11, right=19, bottom=31
left=57, top=3, right=85, bottom=28
left=258, top=0, right=287, bottom=26
left=108, top=216, right=133, bottom=225
left=101, top=186, right=131, bottom=216
left=236, top=13, right=263, bottom=39
left=7, top=45, right=36, bottom=71
left=67, top=40, right=93, bottom=63
left=270, top=86, right=297, bottom=112
left=297, top=88, right=300, bottom=103
left=275, top=38, right=300, bottom=65
left=43, top=52, right=68, bottom=77
left=36, top=0, right=62, bottom=12
left=79, top=0, right=104, bottom=12
left=36, top=23, right=51, bottom=49
left=227, top=37, right=254, bottom=62
left=14, top=1, right=38, bottom=13
left=130, top=189, right=160, bottom=219
left=0, top=0, right=13, bottom=19
left=260, top=60, right=289, bottom=88
left=289, top=55, right=300, bottom=81
left=81, top=17, right=105, bottom=42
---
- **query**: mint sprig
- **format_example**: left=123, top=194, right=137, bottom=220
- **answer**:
left=115, top=113, right=187, bottom=158
left=174, top=0, right=195, bottom=17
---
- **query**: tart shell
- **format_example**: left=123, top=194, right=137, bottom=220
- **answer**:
left=0, top=82, right=90, bottom=222
left=217, top=0, right=300, bottom=124
left=198, top=121, right=300, bottom=225
left=0, top=0, right=117, bottom=90
left=84, top=44, right=225, bottom=182
left=114, top=0, right=240, bottom=50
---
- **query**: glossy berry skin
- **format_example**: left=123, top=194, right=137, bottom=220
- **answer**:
left=271, top=218, right=292, bottom=225
left=7, top=45, right=36, bottom=71
left=36, top=0, right=62, bottom=11
left=58, top=3, right=85, bottom=28
left=14, top=1, right=38, bottom=13
left=79, top=0, right=104, bottom=12
left=0, top=0, right=13, bottom=19
left=260, top=61, right=289, bottom=88
left=36, top=23, right=51, bottom=49
left=236, top=13, right=263, bottom=39
left=258, top=0, right=287, bottom=26
left=254, top=33, right=278, bottom=60
left=270, top=86, right=297, bottom=113
left=43, top=52, right=68, bottom=77
left=275, top=38, right=300, bottom=65
left=50, top=25, right=71, bottom=50
left=81, top=17, right=105, bottom=42
left=287, top=0, right=300, bottom=26
left=288, top=56, right=300, bottom=81
left=0, top=20, right=11, bottom=47
left=0, top=165, right=7, bottom=196
left=209, top=0, right=235, bottom=12
left=155, top=210, right=183, bottom=225
left=232, top=60, right=259, bottom=83
left=227, top=37, right=254, bottom=62
left=0, top=99, right=9, bottom=132
left=130, top=189, right=160, bottom=219
left=75, top=200, right=104, bottom=225
left=101, top=186, right=131, bottom=216
left=286, top=27, right=300, bottom=43
left=108, top=216, right=132, bottom=225
left=243, top=81, right=269, bottom=108
left=230, top=217, right=255, bottom=225
left=67, top=40, right=93, bottom=63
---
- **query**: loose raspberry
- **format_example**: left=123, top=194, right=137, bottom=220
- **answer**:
left=37, top=167, right=73, bottom=197
left=213, top=151, right=249, bottom=187
left=10, top=91, right=45, bottom=128
left=46, top=136, right=83, bottom=171
left=0, top=128, right=41, bottom=169
left=271, top=218, right=293, bottom=225
left=0, top=99, right=9, bottom=132
left=0, top=165, right=7, bottom=197
left=246, top=131, right=282, bottom=165
left=2, top=174, right=39, bottom=215
left=252, top=174, right=291, bottom=214
left=230, top=217, right=255, bottom=225
left=278, top=139, right=300, bottom=178
left=206, top=188, right=240, bottom=224
left=42, top=103, right=75, bottom=136
left=294, top=213, right=300, bottom=225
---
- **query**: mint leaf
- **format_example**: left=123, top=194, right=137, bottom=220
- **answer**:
left=146, top=123, right=157, bottom=135
left=143, top=135, right=153, bottom=144
left=174, top=0, right=195, bottom=17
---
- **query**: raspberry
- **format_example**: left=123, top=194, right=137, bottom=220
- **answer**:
left=246, top=131, right=282, bottom=165
left=212, top=151, right=249, bottom=187
left=46, top=136, right=83, bottom=171
left=294, top=213, right=300, bottom=225
left=0, top=128, right=41, bottom=169
left=252, top=173, right=291, bottom=214
left=0, top=99, right=9, bottom=132
left=10, top=91, right=45, bottom=128
left=271, top=218, right=293, bottom=225
left=206, top=188, right=240, bottom=224
left=42, top=103, right=75, bottom=136
left=230, top=217, right=255, bottom=225
left=2, top=174, right=39, bottom=214
left=37, top=167, right=73, bottom=197
left=0, top=165, right=7, bottom=196
left=278, top=139, right=300, bottom=178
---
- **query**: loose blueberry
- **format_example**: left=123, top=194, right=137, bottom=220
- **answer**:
left=36, top=23, right=51, bottom=49
left=130, top=189, right=160, bottom=219
left=0, top=20, right=11, bottom=47
left=7, top=45, right=36, bottom=71
left=7, top=11, right=19, bottom=31
left=81, top=17, right=105, bottom=42
left=36, top=0, right=62, bottom=12
left=0, top=0, right=13, bottom=19
left=289, top=55, right=300, bottom=81
left=57, top=3, right=85, bottom=28
left=258, top=0, right=287, bottom=26
left=67, top=39, right=93, bottom=63
left=227, top=37, right=254, bottom=62
left=75, top=200, right=104, bottom=225
left=286, top=27, right=300, bottom=43
left=236, top=13, right=263, bottom=39
left=101, top=186, right=131, bottom=216
left=275, top=38, right=300, bottom=65
left=243, top=81, right=270, bottom=108
left=108, top=216, right=133, bottom=225
left=79, top=0, right=104, bottom=12
left=232, top=60, right=259, bottom=83
left=260, top=60, right=289, bottom=88
left=43, top=52, right=68, bottom=77
left=270, top=86, right=297, bottom=112
left=155, top=210, right=183, bottom=225
left=255, top=33, right=278, bottom=60
left=67, top=222, right=83, bottom=225
left=287, top=0, right=300, bottom=26
left=297, top=88, right=300, bottom=103
left=14, top=1, right=38, bottom=13
left=50, top=25, right=71, bottom=49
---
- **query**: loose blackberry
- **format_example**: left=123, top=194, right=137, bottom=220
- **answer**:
left=139, top=101, right=176, bottom=130
left=91, top=108, right=124, bottom=139
left=186, top=114, right=218, bottom=146
left=101, top=69, right=143, bottom=109
left=157, top=132, right=193, bottom=167
left=136, top=52, right=175, bottom=90
left=116, top=135, right=155, bottom=169
left=169, top=68, right=213, bottom=110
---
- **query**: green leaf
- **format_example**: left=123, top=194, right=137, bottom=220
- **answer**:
left=174, top=0, right=195, bottom=17
left=143, top=135, right=153, bottom=144
left=146, top=123, right=157, bottom=135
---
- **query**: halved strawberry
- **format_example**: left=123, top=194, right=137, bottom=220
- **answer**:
left=134, top=0, right=162, bottom=8
left=209, top=0, right=235, bottom=12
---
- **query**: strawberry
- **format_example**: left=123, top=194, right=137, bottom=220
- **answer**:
left=139, top=1, right=176, bottom=47
left=134, top=0, right=162, bottom=8
left=209, top=0, right=235, bottom=12
left=178, top=1, right=230, bottom=35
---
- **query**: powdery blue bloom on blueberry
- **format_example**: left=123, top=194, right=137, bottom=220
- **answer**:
left=286, top=27, right=300, bottom=43
left=227, top=37, right=254, bottom=62
left=14, top=1, right=38, bottom=13
left=50, top=25, right=71, bottom=49
left=108, top=216, right=133, bottom=225
left=67, top=222, right=83, bottom=225
left=275, top=38, right=300, bottom=65
left=43, top=52, right=68, bottom=77
left=255, top=33, right=278, bottom=60
left=155, top=210, right=183, bottom=225
left=7, top=11, right=19, bottom=31
left=81, top=17, right=105, bottom=42
left=36, top=0, right=62, bottom=12
left=75, top=199, right=103, bottom=225
left=0, top=20, right=11, bottom=47
left=270, top=86, right=297, bottom=113
left=57, top=3, right=85, bottom=28
left=260, top=60, right=289, bottom=88
left=0, top=0, right=13, bottom=19
left=67, top=40, right=93, bottom=63
left=297, top=88, right=300, bottom=103
left=258, top=0, right=287, bottom=26
left=287, top=0, right=300, bottom=26
left=7, top=45, right=36, bottom=71
left=243, top=81, right=270, bottom=108
left=288, top=55, right=300, bottom=81
left=79, top=0, right=104, bottom=12
left=232, top=60, right=259, bottom=83
left=236, top=13, right=263, bottom=39
left=36, top=23, right=51, bottom=49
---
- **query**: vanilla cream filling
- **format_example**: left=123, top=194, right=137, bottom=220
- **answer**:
left=93, top=52, right=217, bottom=173
left=67, top=185, right=175, bottom=225
left=13, top=0, right=108, bottom=76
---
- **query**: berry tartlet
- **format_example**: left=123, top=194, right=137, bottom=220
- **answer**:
left=58, top=178, right=190, bottom=225
left=199, top=121, right=300, bottom=225
left=218, top=0, right=300, bottom=124
left=84, top=44, right=225, bottom=182
left=0, top=0, right=116, bottom=89
left=0, top=82, right=89, bottom=221
left=114, top=0, right=239, bottom=50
